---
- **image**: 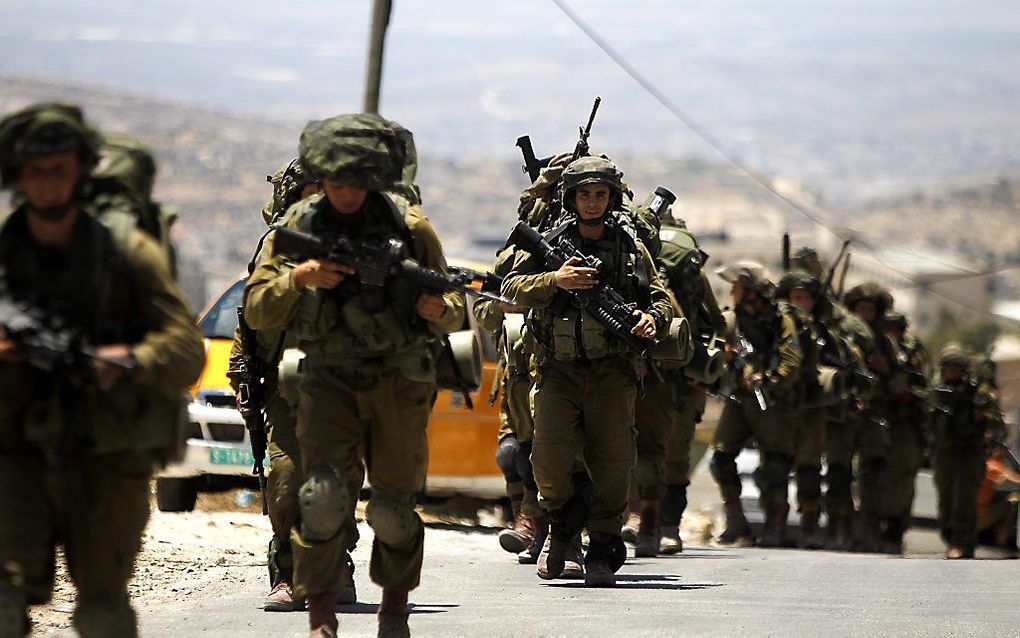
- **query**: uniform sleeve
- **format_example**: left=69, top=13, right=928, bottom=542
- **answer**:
left=225, top=325, right=243, bottom=393
left=409, top=208, right=466, bottom=335
left=243, top=231, right=303, bottom=331
left=639, top=242, right=675, bottom=338
left=127, top=231, right=206, bottom=392
left=768, top=313, right=803, bottom=390
left=700, top=272, right=728, bottom=333
left=501, top=248, right=559, bottom=308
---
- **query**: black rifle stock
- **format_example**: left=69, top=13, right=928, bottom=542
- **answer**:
left=235, top=307, right=269, bottom=516
left=508, top=221, right=653, bottom=359
left=516, top=135, right=552, bottom=184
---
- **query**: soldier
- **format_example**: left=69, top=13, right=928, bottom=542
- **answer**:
left=0, top=103, right=205, bottom=637
left=244, top=114, right=465, bottom=637
left=502, top=155, right=673, bottom=587
left=775, top=271, right=827, bottom=549
left=880, top=310, right=931, bottom=554
left=627, top=205, right=724, bottom=556
left=836, top=283, right=898, bottom=551
left=931, top=344, right=1005, bottom=559
left=226, top=158, right=360, bottom=611
left=710, top=261, right=802, bottom=548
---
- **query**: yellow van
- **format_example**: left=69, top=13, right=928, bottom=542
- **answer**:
left=155, top=262, right=503, bottom=511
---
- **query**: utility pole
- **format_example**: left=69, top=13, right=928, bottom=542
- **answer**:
left=363, top=0, right=393, bottom=114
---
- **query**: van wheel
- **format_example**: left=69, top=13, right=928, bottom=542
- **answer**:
left=156, top=478, right=198, bottom=512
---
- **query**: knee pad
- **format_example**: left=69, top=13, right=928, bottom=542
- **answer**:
left=366, top=491, right=420, bottom=547
left=709, top=451, right=740, bottom=488
left=796, top=466, right=823, bottom=501
left=516, top=440, right=537, bottom=491
left=74, top=593, right=135, bottom=638
left=825, top=464, right=853, bottom=497
left=495, top=435, right=521, bottom=482
left=0, top=585, right=28, bottom=637
left=298, top=466, right=349, bottom=543
left=753, top=452, right=792, bottom=492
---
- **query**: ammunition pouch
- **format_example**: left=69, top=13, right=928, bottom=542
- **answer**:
left=683, top=334, right=725, bottom=384
left=435, top=330, right=482, bottom=393
left=277, top=348, right=307, bottom=406
left=648, top=317, right=692, bottom=365
left=502, top=313, right=527, bottom=372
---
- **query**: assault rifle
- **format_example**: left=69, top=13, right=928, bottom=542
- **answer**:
left=514, top=96, right=602, bottom=183
left=507, top=221, right=656, bottom=360
left=0, top=296, right=136, bottom=375
left=571, top=96, right=601, bottom=162
left=272, top=227, right=514, bottom=306
left=732, top=335, right=768, bottom=411
left=235, top=307, right=269, bottom=515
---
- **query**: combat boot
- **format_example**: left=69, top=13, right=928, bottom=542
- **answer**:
left=561, top=534, right=585, bottom=579
left=857, top=513, right=882, bottom=553
left=756, top=505, right=789, bottom=549
left=584, top=559, right=615, bottom=588
left=879, top=517, right=905, bottom=555
left=537, top=534, right=568, bottom=580
left=798, top=510, right=825, bottom=550
left=338, top=552, right=357, bottom=605
left=518, top=516, right=548, bottom=565
left=264, top=581, right=299, bottom=612
left=659, top=526, right=683, bottom=555
left=377, top=589, right=410, bottom=638
left=583, top=532, right=623, bottom=588
left=634, top=501, right=660, bottom=558
left=306, top=591, right=338, bottom=638
left=499, top=510, right=537, bottom=555
left=715, top=500, right=753, bottom=547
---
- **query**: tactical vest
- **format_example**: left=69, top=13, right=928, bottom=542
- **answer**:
left=0, top=206, right=184, bottom=462
left=730, top=304, right=802, bottom=408
left=285, top=192, right=438, bottom=381
left=528, top=218, right=646, bottom=363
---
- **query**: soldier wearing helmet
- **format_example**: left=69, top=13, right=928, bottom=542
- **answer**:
left=0, top=103, right=205, bottom=636
left=880, top=309, right=932, bottom=554
left=709, top=261, right=803, bottom=548
left=502, top=155, right=675, bottom=588
left=931, top=343, right=1005, bottom=559
left=244, top=114, right=465, bottom=637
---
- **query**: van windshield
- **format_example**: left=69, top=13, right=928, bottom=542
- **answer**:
left=198, top=278, right=247, bottom=339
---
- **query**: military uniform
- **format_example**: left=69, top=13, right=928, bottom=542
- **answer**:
left=710, top=262, right=802, bottom=547
left=503, top=156, right=673, bottom=587
left=0, top=104, right=205, bottom=637
left=244, top=114, right=464, bottom=637
left=932, top=345, right=1004, bottom=558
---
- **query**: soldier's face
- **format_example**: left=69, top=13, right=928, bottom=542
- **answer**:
left=789, top=288, right=815, bottom=313
left=17, top=151, right=81, bottom=212
left=323, top=180, right=368, bottom=215
left=854, top=300, right=878, bottom=324
left=942, top=364, right=963, bottom=382
left=573, top=184, right=611, bottom=220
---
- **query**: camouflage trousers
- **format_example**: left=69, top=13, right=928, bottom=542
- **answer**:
left=791, top=406, right=827, bottom=515
left=664, top=389, right=705, bottom=488
left=0, top=448, right=151, bottom=637
left=879, top=418, right=923, bottom=525
left=531, top=356, right=637, bottom=536
left=824, top=414, right=889, bottom=518
left=292, top=364, right=433, bottom=597
left=712, top=398, right=796, bottom=511
left=934, top=441, right=985, bottom=548
left=634, top=372, right=703, bottom=500
left=497, top=368, right=540, bottom=518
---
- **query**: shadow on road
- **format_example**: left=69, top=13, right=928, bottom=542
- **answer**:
left=336, top=602, right=458, bottom=615
left=546, top=574, right=724, bottom=591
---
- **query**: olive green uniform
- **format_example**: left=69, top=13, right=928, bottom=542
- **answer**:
left=0, top=205, right=204, bottom=636
left=787, top=309, right=824, bottom=521
left=503, top=218, right=673, bottom=542
left=711, top=304, right=802, bottom=525
left=244, top=191, right=464, bottom=597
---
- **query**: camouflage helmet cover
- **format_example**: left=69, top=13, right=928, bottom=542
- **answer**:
left=776, top=270, right=821, bottom=300
left=937, top=343, right=971, bottom=369
left=884, top=310, right=908, bottom=329
left=560, top=155, right=623, bottom=203
left=263, top=157, right=317, bottom=224
left=843, top=282, right=893, bottom=315
left=715, top=260, right=776, bottom=298
left=299, top=113, right=406, bottom=191
left=0, top=102, right=102, bottom=187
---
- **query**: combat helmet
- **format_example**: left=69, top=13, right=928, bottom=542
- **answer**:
left=776, top=270, right=821, bottom=300
left=715, top=260, right=776, bottom=299
left=298, top=113, right=406, bottom=191
left=842, top=282, right=893, bottom=316
left=560, top=155, right=623, bottom=223
left=263, top=157, right=317, bottom=224
left=0, top=102, right=102, bottom=187
left=885, top=310, right=908, bottom=330
left=937, top=343, right=971, bottom=369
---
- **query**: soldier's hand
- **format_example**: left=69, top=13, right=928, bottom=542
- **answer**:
left=0, top=328, right=23, bottom=362
left=631, top=310, right=657, bottom=338
left=554, top=256, right=598, bottom=290
left=93, top=343, right=133, bottom=390
left=293, top=259, right=354, bottom=291
left=417, top=293, right=448, bottom=322
left=742, top=371, right=763, bottom=392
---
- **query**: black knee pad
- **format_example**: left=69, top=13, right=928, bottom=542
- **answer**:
left=825, top=464, right=853, bottom=498
left=753, top=452, right=792, bottom=492
left=709, top=451, right=740, bottom=488
left=585, top=534, right=627, bottom=573
left=495, top=435, right=521, bottom=483
left=796, top=466, right=823, bottom=501
left=516, top=440, right=537, bottom=491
